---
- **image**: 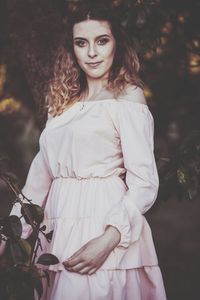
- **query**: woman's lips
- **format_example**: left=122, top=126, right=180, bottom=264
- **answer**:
left=86, top=61, right=103, bottom=68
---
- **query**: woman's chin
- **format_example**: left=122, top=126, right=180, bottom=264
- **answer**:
left=86, top=71, right=110, bottom=81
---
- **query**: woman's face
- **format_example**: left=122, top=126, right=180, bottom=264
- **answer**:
left=73, top=19, right=116, bottom=82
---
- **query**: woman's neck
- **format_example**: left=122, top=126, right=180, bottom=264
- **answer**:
left=85, top=77, right=107, bottom=100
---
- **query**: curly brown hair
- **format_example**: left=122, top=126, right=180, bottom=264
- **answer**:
left=45, top=3, right=144, bottom=117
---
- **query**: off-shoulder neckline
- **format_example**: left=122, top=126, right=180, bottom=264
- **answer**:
left=48, top=99, right=148, bottom=120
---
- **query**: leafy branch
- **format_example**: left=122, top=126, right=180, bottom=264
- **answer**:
left=157, top=130, right=200, bottom=201
left=0, top=155, right=59, bottom=300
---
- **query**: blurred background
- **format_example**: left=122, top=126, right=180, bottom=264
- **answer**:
left=0, top=0, right=200, bottom=299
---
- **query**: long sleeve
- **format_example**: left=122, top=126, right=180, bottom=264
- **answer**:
left=103, top=89, right=159, bottom=248
left=9, top=122, right=53, bottom=239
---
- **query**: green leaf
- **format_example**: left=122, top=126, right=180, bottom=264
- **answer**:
left=2, top=215, right=22, bottom=239
left=7, top=238, right=32, bottom=265
left=40, top=225, right=46, bottom=231
left=33, top=205, right=44, bottom=223
left=43, top=270, right=50, bottom=287
left=18, top=239, right=32, bottom=264
left=29, top=264, right=48, bottom=298
left=32, top=275, right=43, bottom=300
left=21, top=203, right=34, bottom=225
left=177, top=168, right=188, bottom=185
left=45, top=230, right=53, bottom=241
left=8, top=239, right=26, bottom=265
left=37, top=253, right=59, bottom=266
left=21, top=203, right=44, bottom=225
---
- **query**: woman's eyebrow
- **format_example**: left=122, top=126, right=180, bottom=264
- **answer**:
left=73, top=34, right=111, bottom=41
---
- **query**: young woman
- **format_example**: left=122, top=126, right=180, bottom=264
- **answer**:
left=8, top=3, right=167, bottom=300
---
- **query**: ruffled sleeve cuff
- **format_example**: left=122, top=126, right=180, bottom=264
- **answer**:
left=103, top=199, right=144, bottom=249
left=9, top=194, right=33, bottom=239
left=103, top=203, right=131, bottom=248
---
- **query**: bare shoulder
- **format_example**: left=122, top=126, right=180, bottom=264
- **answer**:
left=117, top=84, right=147, bottom=105
left=47, top=109, right=54, bottom=118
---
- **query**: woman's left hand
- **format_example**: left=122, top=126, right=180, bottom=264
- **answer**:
left=62, top=226, right=121, bottom=275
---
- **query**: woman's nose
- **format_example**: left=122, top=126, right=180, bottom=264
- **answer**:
left=88, top=44, right=97, bottom=58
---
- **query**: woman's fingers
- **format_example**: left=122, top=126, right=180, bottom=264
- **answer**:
left=63, top=255, right=82, bottom=268
left=87, top=268, right=97, bottom=275
left=64, top=261, right=88, bottom=272
left=82, top=266, right=98, bottom=275
left=66, top=265, right=97, bottom=275
left=62, top=234, right=112, bottom=274
left=63, top=258, right=98, bottom=275
left=77, top=266, right=92, bottom=274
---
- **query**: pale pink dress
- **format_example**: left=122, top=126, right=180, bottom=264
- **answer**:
left=10, top=86, right=167, bottom=299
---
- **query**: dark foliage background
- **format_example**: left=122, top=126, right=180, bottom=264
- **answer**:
left=0, top=0, right=200, bottom=299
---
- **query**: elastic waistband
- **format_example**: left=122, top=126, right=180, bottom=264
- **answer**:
left=53, top=174, right=122, bottom=181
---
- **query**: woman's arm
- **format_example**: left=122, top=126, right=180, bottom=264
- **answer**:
left=9, top=123, right=53, bottom=239
left=103, top=87, right=159, bottom=248
left=63, top=225, right=121, bottom=275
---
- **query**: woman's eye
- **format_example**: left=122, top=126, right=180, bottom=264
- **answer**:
left=97, top=38, right=109, bottom=45
left=74, top=40, right=86, bottom=47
